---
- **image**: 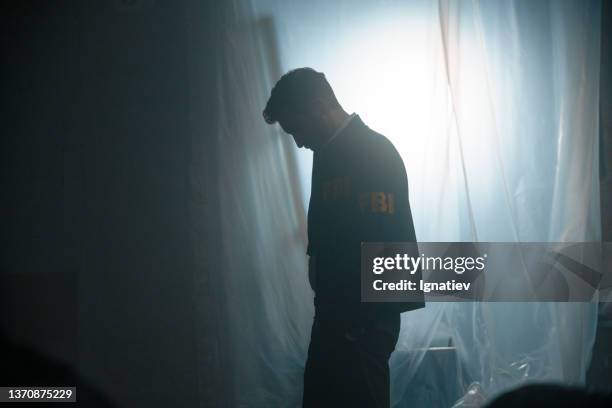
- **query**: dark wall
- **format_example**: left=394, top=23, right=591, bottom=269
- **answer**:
left=1, top=1, right=203, bottom=406
left=588, top=0, right=612, bottom=392
left=600, top=0, right=612, bottom=239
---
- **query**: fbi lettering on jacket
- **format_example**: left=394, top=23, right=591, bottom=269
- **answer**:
left=322, top=176, right=394, bottom=215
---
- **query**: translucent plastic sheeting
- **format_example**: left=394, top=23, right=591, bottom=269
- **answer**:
left=195, top=0, right=601, bottom=406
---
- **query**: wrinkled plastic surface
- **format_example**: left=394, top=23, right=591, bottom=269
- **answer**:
left=451, top=382, right=488, bottom=408
left=196, top=0, right=601, bottom=406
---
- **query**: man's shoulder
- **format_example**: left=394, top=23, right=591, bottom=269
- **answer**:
left=354, top=126, right=405, bottom=174
left=328, top=116, right=406, bottom=181
left=367, top=129, right=401, bottom=159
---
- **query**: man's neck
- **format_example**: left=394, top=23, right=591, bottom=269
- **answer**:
left=318, top=109, right=350, bottom=147
left=310, top=108, right=351, bottom=153
left=328, top=109, right=350, bottom=134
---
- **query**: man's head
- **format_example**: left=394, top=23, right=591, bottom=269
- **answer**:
left=263, top=68, right=346, bottom=150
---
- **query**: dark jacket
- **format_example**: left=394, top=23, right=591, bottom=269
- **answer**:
left=307, top=114, right=424, bottom=317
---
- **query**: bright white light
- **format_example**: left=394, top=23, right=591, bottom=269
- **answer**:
left=277, top=3, right=500, bottom=240
left=319, top=13, right=466, bottom=240
left=319, top=11, right=503, bottom=241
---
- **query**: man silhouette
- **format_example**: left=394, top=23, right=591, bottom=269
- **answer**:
left=263, top=68, right=423, bottom=407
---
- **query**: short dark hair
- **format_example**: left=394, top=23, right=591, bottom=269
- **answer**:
left=263, top=67, right=340, bottom=124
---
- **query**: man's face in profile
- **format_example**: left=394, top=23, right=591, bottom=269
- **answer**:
left=278, top=110, right=328, bottom=151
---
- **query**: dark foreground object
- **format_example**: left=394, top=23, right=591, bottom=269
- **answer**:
left=486, top=383, right=612, bottom=408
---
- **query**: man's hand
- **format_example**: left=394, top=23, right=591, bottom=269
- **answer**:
left=308, top=255, right=316, bottom=292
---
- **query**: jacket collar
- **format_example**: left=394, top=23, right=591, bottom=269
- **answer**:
left=324, top=113, right=357, bottom=147
left=320, top=114, right=364, bottom=152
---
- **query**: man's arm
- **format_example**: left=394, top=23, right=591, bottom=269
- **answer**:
left=354, top=152, right=415, bottom=243
left=352, top=146, right=424, bottom=317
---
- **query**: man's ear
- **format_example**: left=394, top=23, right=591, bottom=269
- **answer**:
left=311, top=97, right=332, bottom=122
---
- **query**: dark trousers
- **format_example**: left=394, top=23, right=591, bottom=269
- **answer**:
left=302, top=299, right=401, bottom=408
